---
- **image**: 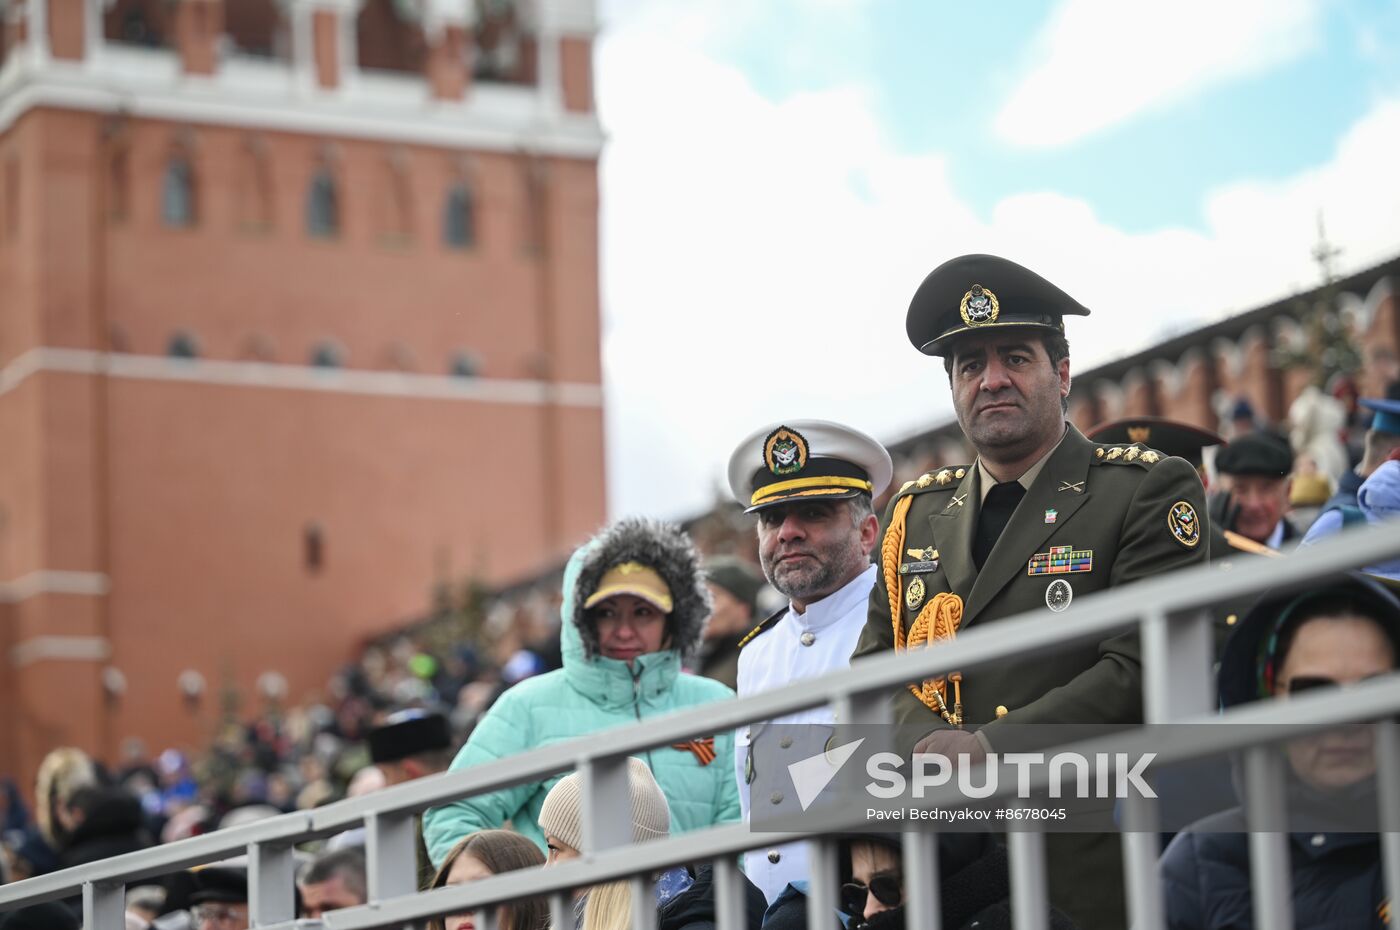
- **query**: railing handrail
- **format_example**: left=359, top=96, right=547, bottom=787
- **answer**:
left=3, top=520, right=1399, bottom=920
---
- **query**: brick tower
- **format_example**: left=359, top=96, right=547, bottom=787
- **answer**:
left=0, top=0, right=605, bottom=785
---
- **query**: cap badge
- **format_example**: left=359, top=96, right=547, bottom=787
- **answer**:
left=1169, top=501, right=1201, bottom=548
left=763, top=426, right=809, bottom=476
left=959, top=284, right=1000, bottom=327
left=1128, top=426, right=1151, bottom=444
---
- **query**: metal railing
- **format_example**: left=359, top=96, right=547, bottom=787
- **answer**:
left=4, top=521, right=1400, bottom=930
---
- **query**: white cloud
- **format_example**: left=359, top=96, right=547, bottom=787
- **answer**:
left=994, top=0, right=1323, bottom=148
left=595, top=6, right=1400, bottom=521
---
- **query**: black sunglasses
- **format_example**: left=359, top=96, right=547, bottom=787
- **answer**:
left=1283, top=676, right=1340, bottom=695
left=841, top=873, right=902, bottom=915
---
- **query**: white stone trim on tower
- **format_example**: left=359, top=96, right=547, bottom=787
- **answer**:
left=0, top=347, right=606, bottom=407
left=0, top=570, right=112, bottom=603
left=10, top=635, right=113, bottom=666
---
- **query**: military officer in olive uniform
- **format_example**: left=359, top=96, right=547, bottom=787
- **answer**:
left=1089, top=416, right=1277, bottom=652
left=851, top=254, right=1210, bottom=930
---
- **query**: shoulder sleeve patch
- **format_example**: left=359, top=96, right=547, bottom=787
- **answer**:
left=1168, top=500, right=1203, bottom=549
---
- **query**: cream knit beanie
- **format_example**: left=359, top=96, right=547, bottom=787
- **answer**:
left=538, top=757, right=671, bottom=851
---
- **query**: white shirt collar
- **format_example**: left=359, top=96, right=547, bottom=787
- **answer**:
left=1266, top=520, right=1285, bottom=549
left=787, top=563, right=877, bottom=632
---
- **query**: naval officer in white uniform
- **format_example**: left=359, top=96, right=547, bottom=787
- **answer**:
left=726, top=419, right=892, bottom=904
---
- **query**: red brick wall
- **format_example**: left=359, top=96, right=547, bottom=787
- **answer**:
left=48, top=0, right=87, bottom=60
left=0, top=107, right=605, bottom=784
left=560, top=36, right=593, bottom=113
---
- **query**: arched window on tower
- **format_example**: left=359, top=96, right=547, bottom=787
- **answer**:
left=449, top=350, right=481, bottom=378
left=306, top=166, right=340, bottom=239
left=167, top=330, right=200, bottom=359
left=304, top=522, right=324, bottom=573
left=443, top=183, right=475, bottom=249
left=310, top=341, right=344, bottom=368
left=162, top=152, right=197, bottom=228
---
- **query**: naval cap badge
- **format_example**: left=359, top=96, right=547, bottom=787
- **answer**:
left=763, top=426, right=809, bottom=477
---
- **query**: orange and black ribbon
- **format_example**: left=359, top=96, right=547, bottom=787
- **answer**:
left=671, top=737, right=717, bottom=766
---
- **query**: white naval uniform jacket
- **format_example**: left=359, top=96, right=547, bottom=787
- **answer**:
left=735, top=564, right=877, bottom=904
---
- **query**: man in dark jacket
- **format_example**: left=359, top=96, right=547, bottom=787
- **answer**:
left=1159, top=573, right=1400, bottom=929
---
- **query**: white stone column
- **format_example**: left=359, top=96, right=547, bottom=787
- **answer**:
left=281, top=0, right=363, bottom=94
left=30, top=0, right=52, bottom=65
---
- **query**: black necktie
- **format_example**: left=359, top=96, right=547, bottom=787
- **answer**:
left=973, top=481, right=1026, bottom=571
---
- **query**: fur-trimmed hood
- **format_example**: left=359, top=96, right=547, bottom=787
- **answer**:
left=565, top=517, right=713, bottom=665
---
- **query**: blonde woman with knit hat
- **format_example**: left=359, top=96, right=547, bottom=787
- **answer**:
left=537, top=758, right=764, bottom=930
left=423, top=519, right=740, bottom=868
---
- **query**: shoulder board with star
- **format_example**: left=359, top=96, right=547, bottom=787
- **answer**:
left=1222, top=529, right=1279, bottom=557
left=896, top=467, right=969, bottom=497
left=1091, top=443, right=1163, bottom=467
left=737, top=605, right=787, bottom=650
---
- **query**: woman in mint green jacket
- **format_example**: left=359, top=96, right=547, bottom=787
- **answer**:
left=423, top=518, right=739, bottom=865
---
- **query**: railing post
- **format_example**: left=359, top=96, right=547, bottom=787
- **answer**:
left=1243, top=746, right=1293, bottom=929
left=901, top=829, right=941, bottom=930
left=1141, top=606, right=1214, bottom=724
left=712, top=856, right=747, bottom=930
left=364, top=809, right=419, bottom=903
left=83, top=879, right=126, bottom=930
left=580, top=756, right=632, bottom=854
left=248, top=840, right=297, bottom=926
left=629, top=874, right=657, bottom=930
left=805, top=837, right=840, bottom=930
left=1120, top=792, right=1165, bottom=930
left=1007, top=827, right=1049, bottom=930
left=1377, top=722, right=1400, bottom=920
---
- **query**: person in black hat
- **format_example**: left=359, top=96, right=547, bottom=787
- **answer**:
left=367, top=710, right=454, bottom=788
left=364, top=709, right=455, bottom=889
left=1088, top=416, right=1276, bottom=646
left=187, top=865, right=248, bottom=930
left=852, top=253, right=1210, bottom=930
left=1160, top=573, right=1400, bottom=929
left=1211, top=430, right=1297, bottom=548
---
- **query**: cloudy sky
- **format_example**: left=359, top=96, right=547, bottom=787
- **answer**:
left=592, top=0, right=1400, bottom=521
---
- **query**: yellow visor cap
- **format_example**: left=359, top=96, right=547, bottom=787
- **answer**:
left=583, top=562, right=673, bottom=613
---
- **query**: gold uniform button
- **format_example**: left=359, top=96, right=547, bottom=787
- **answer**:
left=767, top=850, right=781, bottom=864
left=1226, top=614, right=1238, bottom=626
left=995, top=705, right=1009, bottom=719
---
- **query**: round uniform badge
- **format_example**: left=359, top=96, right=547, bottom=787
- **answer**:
left=905, top=576, right=926, bottom=612
left=1168, top=500, right=1201, bottom=548
left=1045, top=579, right=1073, bottom=612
